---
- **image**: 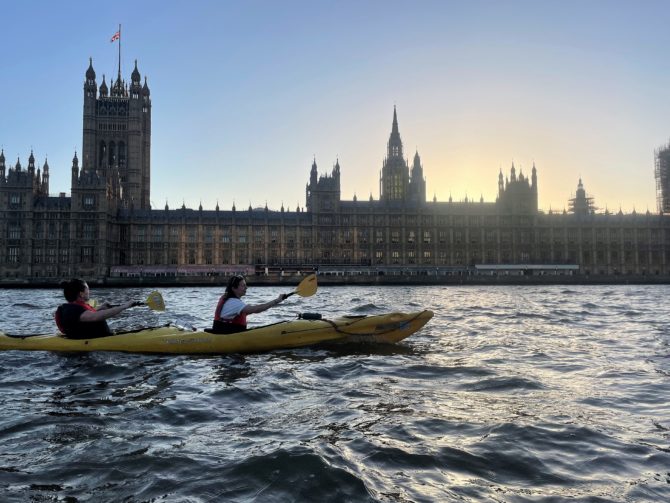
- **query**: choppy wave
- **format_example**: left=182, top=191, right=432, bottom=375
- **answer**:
left=1, top=284, right=670, bottom=501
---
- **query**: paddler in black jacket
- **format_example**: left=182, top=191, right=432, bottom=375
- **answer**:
left=55, top=278, right=140, bottom=339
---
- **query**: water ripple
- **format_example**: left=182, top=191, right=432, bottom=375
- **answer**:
left=1, top=285, right=670, bottom=501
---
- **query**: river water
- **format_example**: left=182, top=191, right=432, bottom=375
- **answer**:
left=0, top=284, right=669, bottom=502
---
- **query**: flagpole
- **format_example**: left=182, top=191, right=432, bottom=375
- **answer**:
left=118, top=24, right=122, bottom=82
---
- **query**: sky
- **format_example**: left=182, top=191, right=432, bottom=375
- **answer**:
left=2, top=0, right=670, bottom=213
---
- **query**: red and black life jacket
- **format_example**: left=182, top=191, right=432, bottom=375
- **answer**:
left=212, top=295, right=247, bottom=333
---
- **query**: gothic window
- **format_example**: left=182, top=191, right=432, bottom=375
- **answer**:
left=83, top=223, right=95, bottom=240
left=118, top=142, right=126, bottom=166
left=99, top=142, right=106, bottom=167
left=423, top=231, right=431, bottom=244
left=108, top=141, right=116, bottom=166
left=8, top=247, right=20, bottom=263
left=9, top=194, right=20, bottom=208
left=8, top=223, right=21, bottom=240
left=81, top=247, right=93, bottom=263
left=83, top=195, right=95, bottom=209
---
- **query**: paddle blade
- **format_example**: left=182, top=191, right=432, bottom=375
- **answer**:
left=295, top=273, right=318, bottom=297
left=146, top=291, right=165, bottom=311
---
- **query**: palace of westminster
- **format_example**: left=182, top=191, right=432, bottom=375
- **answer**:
left=2, top=57, right=670, bottom=284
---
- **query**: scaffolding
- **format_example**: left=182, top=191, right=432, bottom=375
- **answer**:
left=568, top=178, right=596, bottom=215
left=655, top=140, right=670, bottom=214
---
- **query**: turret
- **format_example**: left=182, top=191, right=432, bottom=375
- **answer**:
left=409, top=150, right=426, bottom=204
left=42, top=159, right=50, bottom=194
left=84, top=58, right=97, bottom=98
left=71, top=152, right=79, bottom=187
left=28, top=151, right=35, bottom=176
left=531, top=163, right=537, bottom=192
left=130, top=60, right=142, bottom=101
left=0, top=149, right=5, bottom=181
left=99, top=75, right=108, bottom=97
left=142, top=77, right=151, bottom=113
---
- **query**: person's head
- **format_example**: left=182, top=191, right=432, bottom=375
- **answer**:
left=60, top=278, right=89, bottom=302
left=225, top=275, right=247, bottom=299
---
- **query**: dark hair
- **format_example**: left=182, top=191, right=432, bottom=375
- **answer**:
left=224, top=275, right=245, bottom=300
left=60, top=278, right=87, bottom=302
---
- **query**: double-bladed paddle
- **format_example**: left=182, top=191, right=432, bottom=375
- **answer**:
left=88, top=290, right=165, bottom=312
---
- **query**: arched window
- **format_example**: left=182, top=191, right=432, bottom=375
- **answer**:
left=118, top=141, right=126, bottom=166
left=99, top=141, right=106, bottom=167
left=108, top=141, right=116, bottom=166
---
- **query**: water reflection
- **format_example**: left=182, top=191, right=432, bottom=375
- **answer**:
left=2, top=285, right=670, bottom=501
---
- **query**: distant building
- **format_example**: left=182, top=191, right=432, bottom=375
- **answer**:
left=569, top=178, right=596, bottom=215
left=655, top=140, right=670, bottom=214
left=1, top=57, right=670, bottom=283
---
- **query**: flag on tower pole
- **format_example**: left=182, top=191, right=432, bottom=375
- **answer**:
left=110, top=30, right=120, bottom=43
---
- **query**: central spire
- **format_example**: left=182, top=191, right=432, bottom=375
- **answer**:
left=387, top=106, right=403, bottom=159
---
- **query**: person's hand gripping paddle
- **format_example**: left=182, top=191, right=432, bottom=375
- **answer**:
left=88, top=290, right=165, bottom=311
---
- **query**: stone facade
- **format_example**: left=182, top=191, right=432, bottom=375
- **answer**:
left=1, top=59, right=670, bottom=284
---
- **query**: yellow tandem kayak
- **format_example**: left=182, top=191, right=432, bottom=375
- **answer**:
left=0, top=310, right=433, bottom=355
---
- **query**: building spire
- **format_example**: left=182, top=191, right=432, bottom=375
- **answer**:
left=387, top=105, right=403, bottom=159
